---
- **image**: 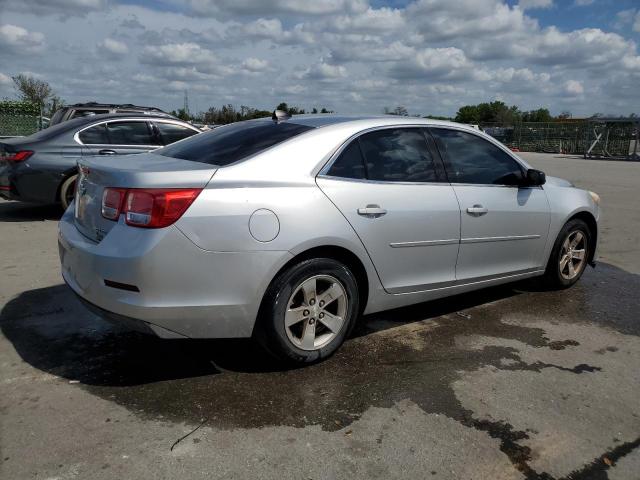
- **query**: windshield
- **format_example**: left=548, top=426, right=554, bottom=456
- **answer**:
left=156, top=119, right=314, bottom=166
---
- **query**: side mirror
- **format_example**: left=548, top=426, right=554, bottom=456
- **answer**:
left=525, top=169, right=546, bottom=186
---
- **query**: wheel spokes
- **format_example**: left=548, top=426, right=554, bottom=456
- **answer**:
left=317, top=282, right=344, bottom=308
left=572, top=249, right=585, bottom=260
left=285, top=306, right=307, bottom=327
left=285, top=275, right=349, bottom=351
left=301, top=319, right=316, bottom=349
left=301, top=278, right=317, bottom=305
left=318, top=311, right=343, bottom=333
left=570, top=231, right=583, bottom=249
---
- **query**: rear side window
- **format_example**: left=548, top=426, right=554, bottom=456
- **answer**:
left=358, top=128, right=438, bottom=182
left=106, top=121, right=154, bottom=145
left=430, top=128, right=523, bottom=185
left=327, top=141, right=366, bottom=179
left=78, top=124, right=109, bottom=144
left=157, top=120, right=313, bottom=166
left=154, top=122, right=198, bottom=145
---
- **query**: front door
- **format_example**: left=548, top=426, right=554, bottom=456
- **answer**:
left=429, top=127, right=550, bottom=282
left=317, top=127, right=461, bottom=294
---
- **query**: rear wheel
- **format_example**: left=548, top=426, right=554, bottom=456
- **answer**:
left=256, top=258, right=359, bottom=364
left=59, top=174, right=77, bottom=210
left=542, top=219, right=591, bottom=289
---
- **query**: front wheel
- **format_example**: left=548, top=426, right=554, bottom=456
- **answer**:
left=542, top=218, right=591, bottom=289
left=256, top=258, right=360, bottom=364
left=59, top=174, right=77, bottom=210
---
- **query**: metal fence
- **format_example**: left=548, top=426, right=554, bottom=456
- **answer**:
left=482, top=120, right=638, bottom=159
left=0, top=114, right=41, bottom=137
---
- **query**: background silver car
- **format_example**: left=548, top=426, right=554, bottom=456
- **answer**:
left=58, top=114, right=601, bottom=364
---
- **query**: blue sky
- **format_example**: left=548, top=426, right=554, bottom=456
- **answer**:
left=1, top=0, right=639, bottom=117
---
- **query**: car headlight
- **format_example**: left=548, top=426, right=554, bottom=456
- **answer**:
left=589, top=191, right=601, bottom=206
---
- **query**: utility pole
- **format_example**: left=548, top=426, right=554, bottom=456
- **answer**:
left=183, top=90, right=190, bottom=116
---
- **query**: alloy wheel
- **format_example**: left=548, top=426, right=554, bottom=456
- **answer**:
left=559, top=230, right=587, bottom=280
left=284, top=274, right=348, bottom=351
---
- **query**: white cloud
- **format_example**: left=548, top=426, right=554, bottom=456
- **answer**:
left=564, top=80, right=584, bottom=96
left=0, top=24, right=45, bottom=54
left=188, top=0, right=368, bottom=17
left=0, top=72, right=12, bottom=86
left=518, top=0, right=553, bottom=9
left=299, top=62, right=348, bottom=81
left=141, top=43, right=215, bottom=67
left=1, top=0, right=106, bottom=16
left=241, top=58, right=270, bottom=72
left=0, top=1, right=637, bottom=117
left=574, top=0, right=594, bottom=6
left=97, top=38, right=129, bottom=58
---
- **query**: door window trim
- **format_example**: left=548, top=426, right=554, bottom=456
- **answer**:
left=74, top=118, right=198, bottom=148
left=425, top=126, right=533, bottom=188
left=317, top=124, right=449, bottom=185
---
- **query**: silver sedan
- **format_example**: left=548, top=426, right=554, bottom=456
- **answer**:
left=58, top=114, right=601, bottom=364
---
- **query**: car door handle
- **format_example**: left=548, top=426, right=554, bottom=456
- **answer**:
left=467, top=205, right=488, bottom=216
left=357, top=205, right=387, bottom=218
left=98, top=149, right=117, bottom=155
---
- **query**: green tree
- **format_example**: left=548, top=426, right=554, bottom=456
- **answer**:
left=454, top=105, right=480, bottom=123
left=522, top=108, right=552, bottom=123
left=12, top=74, right=52, bottom=112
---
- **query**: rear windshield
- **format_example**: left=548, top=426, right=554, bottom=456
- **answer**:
left=156, top=119, right=314, bottom=166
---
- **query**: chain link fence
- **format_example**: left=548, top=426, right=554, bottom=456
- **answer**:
left=0, top=114, right=42, bottom=137
left=482, top=120, right=638, bottom=158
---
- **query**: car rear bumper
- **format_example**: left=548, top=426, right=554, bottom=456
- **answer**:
left=58, top=206, right=292, bottom=339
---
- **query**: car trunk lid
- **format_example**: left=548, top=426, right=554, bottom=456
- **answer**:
left=73, top=152, right=217, bottom=242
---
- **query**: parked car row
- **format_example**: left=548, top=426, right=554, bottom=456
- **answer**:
left=0, top=114, right=200, bottom=208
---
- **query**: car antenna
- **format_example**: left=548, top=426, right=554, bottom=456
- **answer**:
left=272, top=109, right=291, bottom=123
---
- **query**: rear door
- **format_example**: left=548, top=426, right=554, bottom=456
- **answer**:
left=429, top=127, right=550, bottom=282
left=152, top=121, right=200, bottom=145
left=77, top=120, right=160, bottom=157
left=317, top=127, right=461, bottom=294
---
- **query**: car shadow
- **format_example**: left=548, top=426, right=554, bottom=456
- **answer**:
left=1, top=263, right=638, bottom=430
left=0, top=280, right=529, bottom=388
left=3, top=263, right=637, bottom=389
left=0, top=200, right=61, bottom=222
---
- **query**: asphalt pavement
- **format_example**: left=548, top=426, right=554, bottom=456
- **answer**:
left=0, top=153, right=638, bottom=479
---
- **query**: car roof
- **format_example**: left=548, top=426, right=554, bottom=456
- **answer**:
left=20, top=113, right=189, bottom=142
left=288, top=114, right=464, bottom=130
left=65, top=102, right=165, bottom=111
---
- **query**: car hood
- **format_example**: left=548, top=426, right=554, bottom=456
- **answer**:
left=545, top=175, right=574, bottom=188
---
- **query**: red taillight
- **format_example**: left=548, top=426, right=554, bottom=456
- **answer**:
left=101, top=188, right=126, bottom=220
left=101, top=187, right=201, bottom=228
left=2, top=150, right=34, bottom=163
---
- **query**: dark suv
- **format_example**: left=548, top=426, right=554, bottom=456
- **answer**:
left=50, top=102, right=174, bottom=126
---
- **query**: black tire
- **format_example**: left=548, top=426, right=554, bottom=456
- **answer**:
left=60, top=174, right=77, bottom=210
left=542, top=218, right=591, bottom=289
left=255, top=258, right=360, bottom=364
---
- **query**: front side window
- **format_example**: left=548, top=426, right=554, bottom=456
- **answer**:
left=157, top=119, right=313, bottom=166
left=358, top=128, right=438, bottom=182
left=78, top=124, right=109, bottom=144
left=430, top=128, right=523, bottom=185
left=106, top=121, right=154, bottom=145
left=154, top=122, right=198, bottom=145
